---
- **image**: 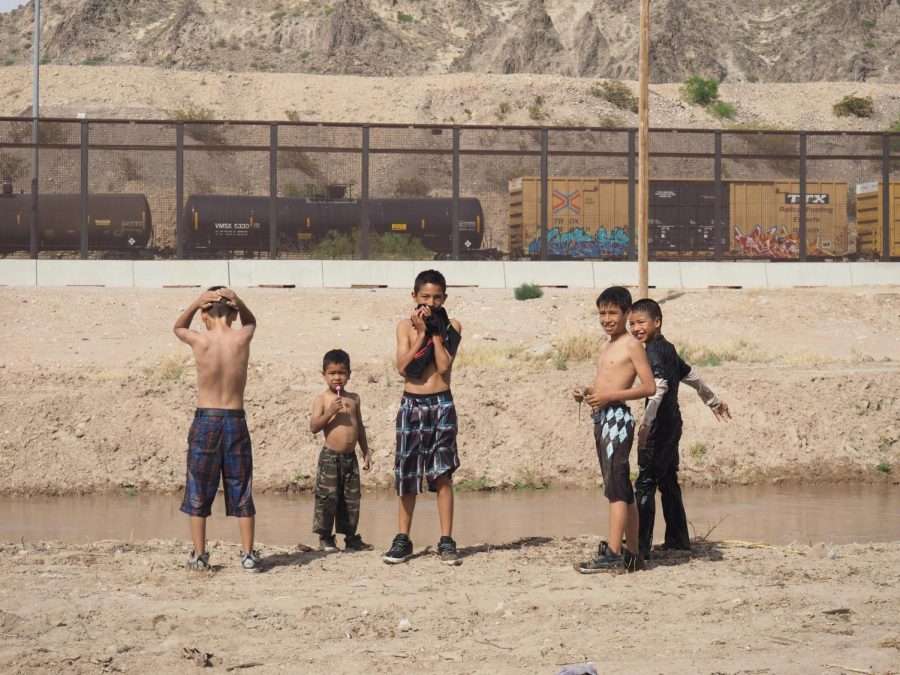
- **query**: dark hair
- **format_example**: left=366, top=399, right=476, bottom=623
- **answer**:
left=322, top=349, right=351, bottom=372
left=630, top=298, right=663, bottom=323
left=414, top=269, right=447, bottom=293
left=203, top=285, right=237, bottom=319
left=596, top=286, right=632, bottom=313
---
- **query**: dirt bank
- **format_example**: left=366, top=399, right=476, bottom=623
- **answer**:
left=1, top=286, right=897, bottom=496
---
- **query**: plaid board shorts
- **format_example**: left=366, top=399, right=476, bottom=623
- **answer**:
left=592, top=403, right=636, bottom=504
left=394, top=390, right=460, bottom=496
left=179, top=408, right=256, bottom=518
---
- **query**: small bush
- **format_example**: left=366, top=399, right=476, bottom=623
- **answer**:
left=0, top=153, right=25, bottom=179
left=458, top=475, right=494, bottom=491
left=555, top=333, right=596, bottom=362
left=833, top=94, right=875, bottom=118
left=864, top=41, right=876, bottom=49
left=82, top=55, right=107, bottom=66
left=876, top=461, right=892, bottom=473
left=154, top=352, right=187, bottom=381
left=862, top=18, right=876, bottom=29
left=597, top=113, right=626, bottom=129
left=116, top=155, right=142, bottom=181
left=393, top=177, right=430, bottom=197
left=683, top=76, right=719, bottom=105
left=512, top=466, right=549, bottom=490
left=710, top=100, right=737, bottom=120
left=747, top=74, right=759, bottom=83
left=552, top=351, right=568, bottom=371
left=300, top=50, right=310, bottom=60
left=165, top=105, right=225, bottom=144
left=514, top=283, right=543, bottom=301
left=284, top=108, right=300, bottom=122
left=589, top=79, right=638, bottom=113
left=688, top=442, right=708, bottom=459
left=498, top=101, right=511, bottom=116
left=277, top=151, right=323, bottom=179
left=397, top=11, right=413, bottom=22
left=528, top=95, right=545, bottom=121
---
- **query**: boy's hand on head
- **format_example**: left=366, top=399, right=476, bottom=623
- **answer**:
left=198, top=290, right=221, bottom=309
left=712, top=401, right=731, bottom=422
left=216, top=288, right=239, bottom=309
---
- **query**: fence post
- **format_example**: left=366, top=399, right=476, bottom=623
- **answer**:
left=627, top=130, right=636, bottom=261
left=714, top=132, right=723, bottom=262
left=80, top=121, right=88, bottom=259
left=176, top=122, right=184, bottom=259
left=540, top=127, right=549, bottom=262
left=269, top=123, right=278, bottom=259
left=883, top=133, right=891, bottom=262
left=451, top=126, right=460, bottom=260
left=29, top=121, right=38, bottom=259
left=360, top=125, right=370, bottom=260
left=798, top=133, right=807, bottom=262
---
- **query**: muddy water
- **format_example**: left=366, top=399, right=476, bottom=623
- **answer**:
left=2, top=484, right=899, bottom=547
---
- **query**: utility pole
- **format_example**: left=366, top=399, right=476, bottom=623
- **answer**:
left=30, top=0, right=41, bottom=259
left=637, top=0, right=650, bottom=298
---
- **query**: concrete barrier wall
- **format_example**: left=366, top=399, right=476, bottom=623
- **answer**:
left=2, top=260, right=898, bottom=289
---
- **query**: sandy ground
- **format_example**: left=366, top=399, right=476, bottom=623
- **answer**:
left=1, top=284, right=899, bottom=672
left=0, top=537, right=899, bottom=673
left=0, top=285, right=898, bottom=495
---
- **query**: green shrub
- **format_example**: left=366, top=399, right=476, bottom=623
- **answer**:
left=876, top=461, right=892, bottom=473
left=393, top=178, right=430, bottom=197
left=710, top=100, right=737, bottom=120
left=397, top=11, right=413, bottom=22
left=688, top=442, right=708, bottom=459
left=862, top=18, right=876, bottom=29
left=833, top=94, right=875, bottom=118
left=683, top=76, right=719, bottom=105
left=514, top=283, right=543, bottom=301
left=0, top=153, right=25, bottom=179
left=747, top=74, right=759, bottom=83
left=284, top=108, right=300, bottom=122
left=528, top=95, right=545, bottom=121
left=311, top=230, right=434, bottom=260
left=458, top=475, right=494, bottom=491
left=597, top=113, right=626, bottom=129
left=165, top=105, right=225, bottom=144
left=589, top=79, right=638, bottom=113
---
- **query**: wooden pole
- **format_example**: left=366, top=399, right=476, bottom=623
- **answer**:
left=638, top=0, right=650, bottom=298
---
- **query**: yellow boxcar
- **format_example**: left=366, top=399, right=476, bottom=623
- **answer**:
left=729, top=180, right=849, bottom=259
left=855, top=181, right=900, bottom=258
left=508, top=177, right=629, bottom=258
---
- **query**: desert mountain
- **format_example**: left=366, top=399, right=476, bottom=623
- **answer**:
left=0, top=0, right=897, bottom=82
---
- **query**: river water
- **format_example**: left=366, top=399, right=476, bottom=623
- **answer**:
left=2, top=484, right=898, bottom=547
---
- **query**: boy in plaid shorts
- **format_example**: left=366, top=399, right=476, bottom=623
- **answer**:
left=383, top=269, right=463, bottom=566
left=174, top=286, right=260, bottom=572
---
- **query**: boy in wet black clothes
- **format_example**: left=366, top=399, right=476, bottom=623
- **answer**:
left=629, top=298, right=731, bottom=559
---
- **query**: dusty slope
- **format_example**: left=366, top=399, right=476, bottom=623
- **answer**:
left=1, top=537, right=899, bottom=673
left=0, top=286, right=897, bottom=496
left=1, top=65, right=899, bottom=130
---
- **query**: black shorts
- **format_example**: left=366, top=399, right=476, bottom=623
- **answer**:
left=592, top=403, right=635, bottom=504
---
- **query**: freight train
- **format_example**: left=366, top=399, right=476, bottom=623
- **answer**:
left=509, top=177, right=851, bottom=260
left=0, top=182, right=485, bottom=257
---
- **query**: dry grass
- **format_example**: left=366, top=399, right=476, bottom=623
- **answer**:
left=150, top=352, right=188, bottom=380
left=555, top=332, right=597, bottom=362
left=455, top=345, right=537, bottom=371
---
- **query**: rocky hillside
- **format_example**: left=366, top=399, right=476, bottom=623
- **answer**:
left=0, top=0, right=897, bottom=82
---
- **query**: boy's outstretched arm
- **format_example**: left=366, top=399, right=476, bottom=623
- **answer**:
left=678, top=356, right=731, bottom=422
left=355, top=398, right=372, bottom=473
left=173, top=290, right=220, bottom=344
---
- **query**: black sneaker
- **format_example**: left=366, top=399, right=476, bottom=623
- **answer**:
left=318, top=535, right=339, bottom=552
left=623, top=547, right=645, bottom=573
left=344, top=534, right=374, bottom=552
left=382, top=533, right=413, bottom=564
left=574, top=547, right=626, bottom=574
left=185, top=550, right=211, bottom=571
left=437, top=536, right=461, bottom=566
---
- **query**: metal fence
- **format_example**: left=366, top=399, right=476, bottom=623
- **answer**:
left=1, top=117, right=897, bottom=261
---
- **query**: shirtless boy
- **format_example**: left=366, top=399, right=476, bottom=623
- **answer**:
left=174, top=286, right=260, bottom=572
left=572, top=286, right=655, bottom=574
left=308, top=349, right=373, bottom=552
left=383, top=269, right=463, bottom=566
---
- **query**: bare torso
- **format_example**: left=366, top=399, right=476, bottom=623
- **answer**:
left=593, top=333, right=641, bottom=404
left=318, top=391, right=360, bottom=454
left=191, top=326, right=251, bottom=409
left=397, top=318, right=460, bottom=395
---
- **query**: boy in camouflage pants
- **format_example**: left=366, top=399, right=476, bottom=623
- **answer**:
left=308, top=349, right=373, bottom=552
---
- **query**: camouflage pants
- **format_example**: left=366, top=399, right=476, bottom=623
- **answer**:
left=312, top=448, right=361, bottom=536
